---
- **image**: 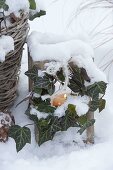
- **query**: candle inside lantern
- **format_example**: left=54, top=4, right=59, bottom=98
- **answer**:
left=51, top=93, right=67, bottom=107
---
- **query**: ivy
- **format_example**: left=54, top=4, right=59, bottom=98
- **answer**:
left=0, top=0, right=46, bottom=20
left=68, top=67, right=86, bottom=95
left=78, top=119, right=95, bottom=135
left=99, top=98, right=106, bottom=113
left=0, top=0, right=9, bottom=11
left=28, top=0, right=36, bottom=10
left=9, top=63, right=107, bottom=151
left=37, top=116, right=61, bottom=146
left=29, top=10, right=46, bottom=21
left=9, top=125, right=31, bottom=152
left=25, top=66, right=38, bottom=82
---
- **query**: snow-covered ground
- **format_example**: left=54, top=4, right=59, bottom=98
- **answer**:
left=0, top=0, right=113, bottom=170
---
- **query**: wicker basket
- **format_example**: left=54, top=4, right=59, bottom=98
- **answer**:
left=0, top=13, right=29, bottom=110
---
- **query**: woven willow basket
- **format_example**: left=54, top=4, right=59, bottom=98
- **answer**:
left=0, top=13, right=29, bottom=110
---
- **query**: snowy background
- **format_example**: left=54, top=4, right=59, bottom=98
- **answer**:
left=1, top=0, right=113, bottom=170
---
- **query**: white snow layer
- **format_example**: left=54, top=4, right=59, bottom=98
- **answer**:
left=30, top=107, right=49, bottom=119
left=54, top=95, right=90, bottom=118
left=0, top=35, right=14, bottom=62
left=0, top=112, right=12, bottom=128
left=27, top=31, right=107, bottom=83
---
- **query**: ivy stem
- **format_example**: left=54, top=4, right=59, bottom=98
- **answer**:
left=24, top=123, right=34, bottom=127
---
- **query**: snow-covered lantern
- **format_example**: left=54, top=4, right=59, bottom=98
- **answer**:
left=27, top=31, right=107, bottom=146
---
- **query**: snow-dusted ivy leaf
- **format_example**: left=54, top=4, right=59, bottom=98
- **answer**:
left=78, top=119, right=95, bottom=135
left=99, top=99, right=106, bottom=113
left=35, top=74, right=55, bottom=95
left=9, top=125, right=31, bottom=152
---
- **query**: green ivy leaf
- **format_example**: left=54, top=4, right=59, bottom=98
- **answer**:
left=33, top=86, right=42, bottom=95
left=87, top=81, right=107, bottom=99
left=28, top=0, right=36, bottom=10
left=68, top=66, right=85, bottom=94
left=37, top=116, right=61, bottom=146
left=3, top=3, right=9, bottom=10
left=47, top=83, right=55, bottom=95
left=60, top=104, right=79, bottom=131
left=0, top=0, right=9, bottom=11
left=89, top=99, right=99, bottom=112
left=29, top=10, right=46, bottom=20
left=25, top=66, right=38, bottom=82
left=35, top=74, right=55, bottom=95
left=9, top=125, right=31, bottom=152
left=78, top=115, right=87, bottom=126
left=35, top=76, right=51, bottom=88
left=78, top=119, right=95, bottom=135
left=99, top=99, right=106, bottom=113
left=56, top=69, right=65, bottom=82
left=37, top=104, right=56, bottom=113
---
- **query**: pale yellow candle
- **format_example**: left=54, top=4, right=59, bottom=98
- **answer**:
left=51, top=94, right=67, bottom=107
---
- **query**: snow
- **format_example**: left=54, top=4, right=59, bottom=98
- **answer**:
left=30, top=107, right=49, bottom=119
left=28, top=31, right=94, bottom=62
left=0, top=0, right=46, bottom=20
left=28, top=31, right=107, bottom=83
left=5, top=0, right=29, bottom=16
left=0, top=0, right=113, bottom=170
left=0, top=112, right=12, bottom=128
left=45, top=61, right=62, bottom=75
left=0, top=35, right=14, bottom=62
left=54, top=95, right=90, bottom=118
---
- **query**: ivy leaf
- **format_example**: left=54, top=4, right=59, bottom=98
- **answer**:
left=37, top=116, right=61, bottom=146
left=35, top=76, right=50, bottom=88
left=69, top=79, right=82, bottom=93
left=9, top=125, right=31, bottom=152
left=35, top=74, right=55, bottom=95
left=47, top=83, right=55, bottom=95
left=33, top=86, right=42, bottom=95
left=99, top=99, right=106, bottom=113
left=78, top=119, right=95, bottom=135
left=37, top=104, right=56, bottom=113
left=56, top=69, right=65, bottom=82
left=3, top=3, right=9, bottom=10
left=78, top=115, right=87, bottom=126
left=0, top=0, right=9, bottom=11
left=96, top=81, right=107, bottom=94
left=60, top=104, right=79, bottom=131
left=29, top=10, right=46, bottom=20
left=68, top=66, right=85, bottom=94
left=25, top=66, right=38, bottom=82
left=89, top=99, right=99, bottom=112
left=81, top=68, right=90, bottom=82
left=87, top=81, right=107, bottom=99
left=25, top=107, right=31, bottom=116
left=28, top=0, right=36, bottom=10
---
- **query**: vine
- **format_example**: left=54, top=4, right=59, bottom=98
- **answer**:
left=9, top=61, right=107, bottom=152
